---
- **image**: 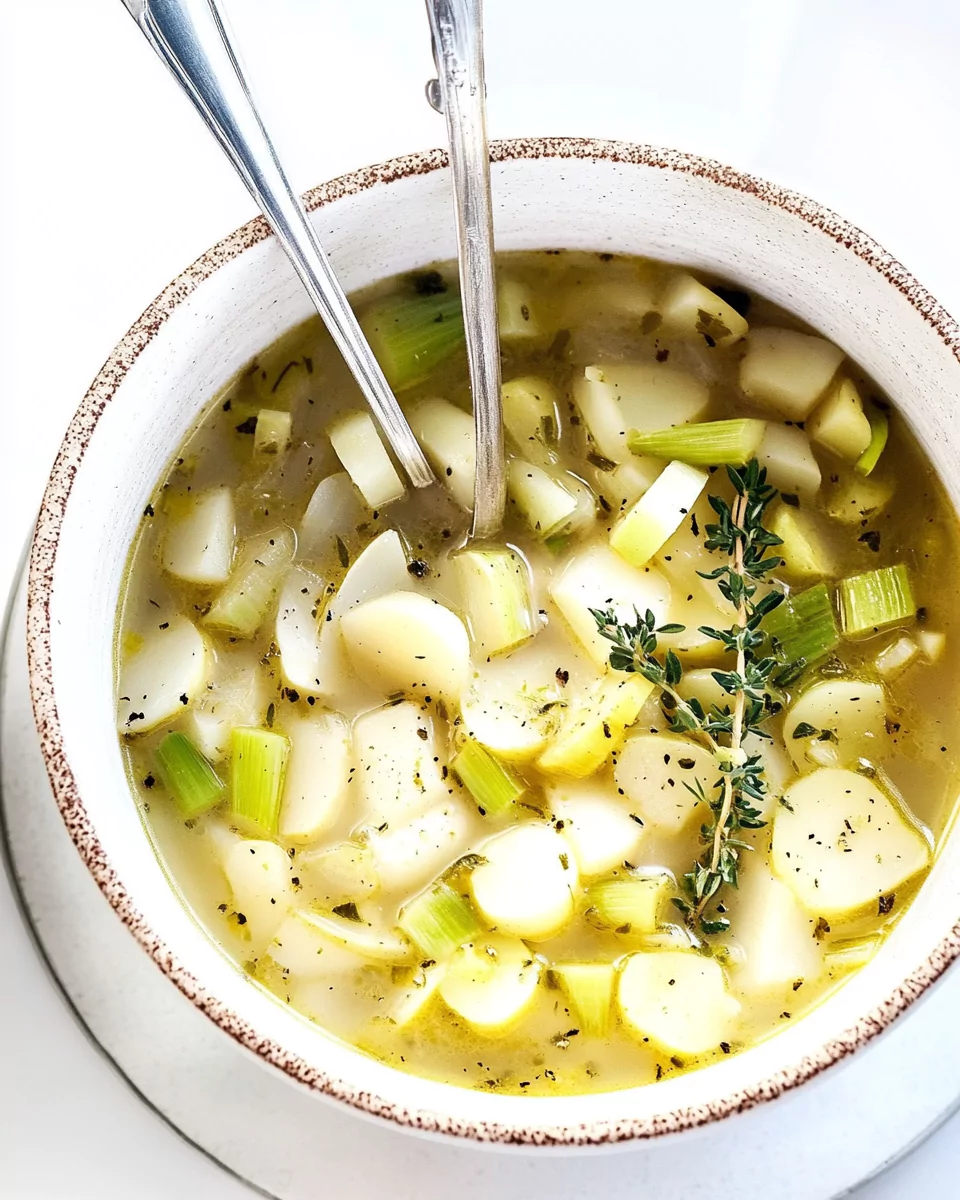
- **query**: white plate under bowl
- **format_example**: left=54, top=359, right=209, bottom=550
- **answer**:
left=3, top=561, right=960, bottom=1198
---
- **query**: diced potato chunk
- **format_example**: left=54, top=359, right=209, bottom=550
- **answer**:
left=757, top=424, right=821, bottom=497
left=312, top=529, right=413, bottom=701
left=559, top=264, right=661, bottom=327
left=658, top=273, right=749, bottom=344
left=573, top=363, right=709, bottom=463
left=675, top=667, right=729, bottom=713
left=537, top=675, right=654, bottom=779
left=161, top=487, right=236, bottom=585
left=275, top=566, right=327, bottom=695
left=875, top=636, right=919, bottom=681
left=615, top=733, right=717, bottom=831
left=597, top=457, right=664, bottom=511
left=408, top=397, right=476, bottom=510
left=769, top=504, right=836, bottom=579
left=772, top=768, right=931, bottom=919
left=501, top=375, right=561, bottom=463
left=784, top=680, right=887, bottom=771
left=470, top=822, right=577, bottom=938
left=460, top=657, right=561, bottom=763
left=328, top=410, right=405, bottom=508
left=269, top=909, right=373, bottom=977
left=729, top=866, right=823, bottom=996
left=657, top=585, right=739, bottom=663
left=279, top=712, right=352, bottom=843
left=740, top=328, right=845, bottom=420
left=438, top=935, right=541, bottom=1032
left=549, top=544, right=672, bottom=670
left=823, top=472, right=895, bottom=525
left=353, top=702, right=451, bottom=827
left=297, top=841, right=379, bottom=909
left=222, top=839, right=293, bottom=951
left=918, top=630, right=946, bottom=662
left=298, top=473, right=367, bottom=566
left=498, top=277, right=541, bottom=340
left=550, top=782, right=645, bottom=878
left=807, top=378, right=872, bottom=462
left=507, top=459, right=578, bottom=538
left=189, top=647, right=269, bottom=761
left=117, top=616, right=209, bottom=734
left=340, top=590, right=470, bottom=702
left=365, top=803, right=471, bottom=894
left=618, top=951, right=740, bottom=1056
left=390, top=964, right=447, bottom=1027
left=253, top=408, right=292, bottom=457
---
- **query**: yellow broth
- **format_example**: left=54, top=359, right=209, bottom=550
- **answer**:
left=115, top=251, right=960, bottom=1096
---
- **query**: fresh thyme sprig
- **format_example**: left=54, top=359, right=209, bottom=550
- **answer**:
left=591, top=459, right=791, bottom=937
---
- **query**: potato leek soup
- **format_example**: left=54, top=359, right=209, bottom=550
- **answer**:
left=116, top=252, right=960, bottom=1096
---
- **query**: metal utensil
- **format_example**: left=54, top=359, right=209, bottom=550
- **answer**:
left=120, top=0, right=433, bottom=490
left=425, top=0, right=505, bottom=540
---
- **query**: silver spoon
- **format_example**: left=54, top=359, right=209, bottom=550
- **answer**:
left=425, top=0, right=505, bottom=540
left=120, top=0, right=433, bottom=490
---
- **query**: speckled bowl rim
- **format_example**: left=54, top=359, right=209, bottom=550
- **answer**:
left=25, top=136, right=960, bottom=1148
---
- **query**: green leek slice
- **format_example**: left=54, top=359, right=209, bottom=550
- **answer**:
left=230, top=726, right=290, bottom=837
left=156, top=731, right=225, bottom=818
left=627, top=419, right=765, bottom=467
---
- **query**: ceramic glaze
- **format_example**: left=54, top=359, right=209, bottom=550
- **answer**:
left=26, top=139, right=960, bottom=1146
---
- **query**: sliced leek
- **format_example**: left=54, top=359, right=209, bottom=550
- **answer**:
left=156, top=731, right=225, bottom=818
left=538, top=674, right=654, bottom=779
left=204, top=528, right=295, bottom=639
left=609, top=461, right=708, bottom=568
left=586, top=873, right=669, bottom=935
left=855, top=408, right=889, bottom=476
left=764, top=581, right=839, bottom=665
left=453, top=548, right=535, bottom=656
left=452, top=737, right=527, bottom=816
left=627, top=419, right=765, bottom=467
left=552, top=963, right=615, bottom=1037
left=398, top=879, right=483, bottom=962
left=361, top=290, right=464, bottom=391
left=839, top=564, right=915, bottom=635
left=230, top=726, right=290, bottom=837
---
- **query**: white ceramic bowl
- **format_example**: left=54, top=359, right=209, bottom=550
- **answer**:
left=26, top=138, right=960, bottom=1148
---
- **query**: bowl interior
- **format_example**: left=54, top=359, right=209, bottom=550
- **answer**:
left=30, top=142, right=960, bottom=1144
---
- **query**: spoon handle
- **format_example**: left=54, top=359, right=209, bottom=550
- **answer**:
left=120, top=0, right=434, bottom=489
left=426, top=0, right=505, bottom=540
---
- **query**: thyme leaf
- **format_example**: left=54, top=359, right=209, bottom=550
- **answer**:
left=589, top=459, right=791, bottom=937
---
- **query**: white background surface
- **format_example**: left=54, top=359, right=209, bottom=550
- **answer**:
left=3, top=0, right=960, bottom=1195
